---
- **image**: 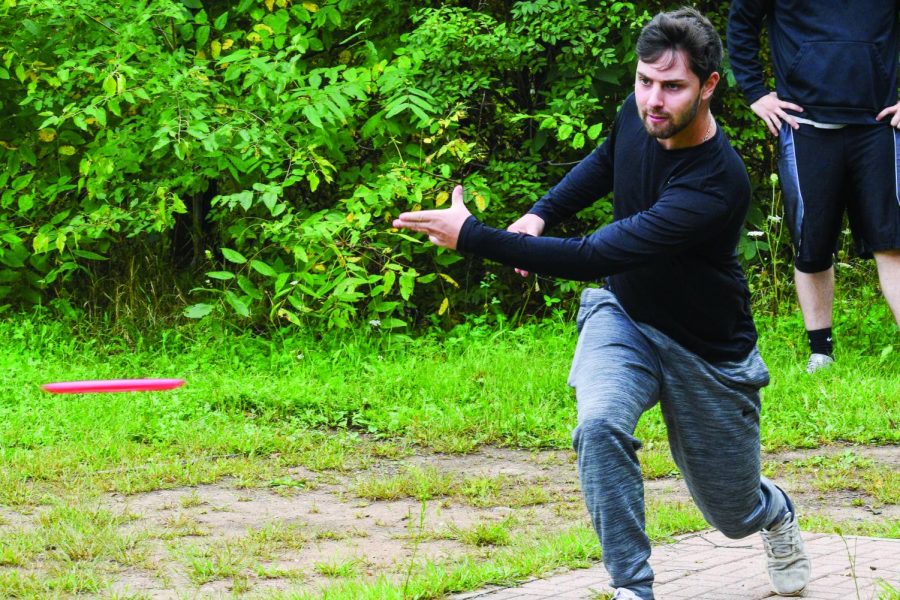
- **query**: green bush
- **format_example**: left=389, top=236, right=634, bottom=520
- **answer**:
left=0, top=0, right=850, bottom=332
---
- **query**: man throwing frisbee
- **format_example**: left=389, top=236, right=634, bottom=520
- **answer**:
left=393, top=8, right=810, bottom=600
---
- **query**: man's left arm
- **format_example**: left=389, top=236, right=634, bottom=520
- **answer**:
left=876, top=7, right=900, bottom=127
left=393, top=185, right=734, bottom=281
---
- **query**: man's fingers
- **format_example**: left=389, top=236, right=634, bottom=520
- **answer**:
left=777, top=110, right=799, bottom=130
left=780, top=101, right=804, bottom=114
left=428, top=235, right=440, bottom=245
left=765, top=114, right=780, bottom=137
left=876, top=105, right=900, bottom=126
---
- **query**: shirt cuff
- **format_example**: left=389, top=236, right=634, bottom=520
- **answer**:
left=457, top=215, right=481, bottom=254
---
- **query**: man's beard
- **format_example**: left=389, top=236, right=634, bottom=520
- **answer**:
left=642, top=94, right=702, bottom=140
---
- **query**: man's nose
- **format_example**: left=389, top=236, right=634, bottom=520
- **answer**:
left=647, top=85, right=664, bottom=107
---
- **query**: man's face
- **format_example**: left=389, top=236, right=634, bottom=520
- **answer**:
left=635, top=50, right=704, bottom=142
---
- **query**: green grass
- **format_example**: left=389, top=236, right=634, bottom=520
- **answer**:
left=765, top=450, right=900, bottom=506
left=2, top=311, right=896, bottom=464
left=0, top=292, right=896, bottom=598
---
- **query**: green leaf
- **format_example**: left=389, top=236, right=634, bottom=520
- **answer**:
left=217, top=49, right=250, bottom=64
left=274, top=271, right=291, bottom=293
left=250, top=259, right=277, bottom=277
left=72, top=249, right=107, bottom=261
left=12, top=173, right=33, bottom=191
left=196, top=25, right=210, bottom=48
left=385, top=102, right=409, bottom=119
left=207, top=271, right=235, bottom=280
left=572, top=132, right=585, bottom=150
left=382, top=270, right=395, bottom=296
left=214, top=11, right=229, bottom=30
left=184, top=303, right=215, bottom=318
left=221, top=247, right=247, bottom=264
left=237, top=275, right=263, bottom=299
left=225, top=290, right=250, bottom=317
left=303, top=105, right=323, bottom=128
left=398, top=269, right=416, bottom=301
left=587, top=122, right=603, bottom=140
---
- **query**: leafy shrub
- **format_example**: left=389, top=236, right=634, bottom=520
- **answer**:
left=0, top=0, right=848, bottom=331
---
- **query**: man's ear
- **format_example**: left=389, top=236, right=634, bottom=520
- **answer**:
left=701, top=71, right=720, bottom=102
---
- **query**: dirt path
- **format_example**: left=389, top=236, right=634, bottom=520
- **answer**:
left=80, top=443, right=898, bottom=598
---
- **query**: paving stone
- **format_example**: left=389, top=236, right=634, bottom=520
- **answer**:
left=452, top=530, right=900, bottom=600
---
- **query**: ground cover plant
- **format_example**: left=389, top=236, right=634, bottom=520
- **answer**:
left=1, top=282, right=897, bottom=598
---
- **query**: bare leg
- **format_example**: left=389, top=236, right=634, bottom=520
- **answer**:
left=874, top=250, right=900, bottom=327
left=794, top=267, right=834, bottom=330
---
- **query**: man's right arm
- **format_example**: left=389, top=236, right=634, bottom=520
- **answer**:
left=727, top=0, right=772, bottom=107
left=728, top=1, right=803, bottom=136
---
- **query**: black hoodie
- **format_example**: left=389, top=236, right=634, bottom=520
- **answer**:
left=728, top=0, right=900, bottom=124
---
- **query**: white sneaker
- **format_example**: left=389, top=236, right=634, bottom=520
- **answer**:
left=761, top=511, right=811, bottom=596
left=806, top=353, right=834, bottom=374
left=612, top=589, right=641, bottom=600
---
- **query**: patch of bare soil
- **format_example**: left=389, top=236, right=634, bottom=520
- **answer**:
left=80, top=444, right=900, bottom=597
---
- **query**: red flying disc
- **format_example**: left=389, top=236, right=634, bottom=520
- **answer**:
left=41, top=379, right=185, bottom=394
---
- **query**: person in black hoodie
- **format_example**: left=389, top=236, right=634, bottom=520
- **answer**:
left=728, top=1, right=900, bottom=374
left=394, top=8, right=810, bottom=600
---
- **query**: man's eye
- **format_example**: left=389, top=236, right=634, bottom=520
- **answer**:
left=666, top=83, right=681, bottom=90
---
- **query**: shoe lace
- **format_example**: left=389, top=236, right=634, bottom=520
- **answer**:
left=763, top=516, right=799, bottom=557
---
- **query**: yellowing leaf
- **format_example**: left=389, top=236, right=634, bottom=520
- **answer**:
left=38, top=129, right=56, bottom=142
left=438, top=297, right=449, bottom=316
left=474, top=192, right=487, bottom=212
left=102, top=75, right=117, bottom=96
left=247, top=32, right=261, bottom=43
left=346, top=212, right=354, bottom=222
left=339, top=50, right=351, bottom=64
left=33, top=233, right=49, bottom=253
left=265, top=0, right=274, bottom=10
left=222, top=39, right=234, bottom=50
left=439, top=273, right=459, bottom=288
left=303, top=2, right=318, bottom=12
left=435, top=191, right=449, bottom=207
left=59, top=145, right=76, bottom=155
left=210, top=39, right=222, bottom=58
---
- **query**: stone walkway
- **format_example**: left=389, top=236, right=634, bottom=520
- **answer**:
left=454, top=530, right=900, bottom=599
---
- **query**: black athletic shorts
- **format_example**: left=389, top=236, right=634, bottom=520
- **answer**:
left=777, top=122, right=900, bottom=273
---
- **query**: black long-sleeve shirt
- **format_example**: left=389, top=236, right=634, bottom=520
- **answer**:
left=727, top=0, right=900, bottom=124
left=457, top=95, right=757, bottom=362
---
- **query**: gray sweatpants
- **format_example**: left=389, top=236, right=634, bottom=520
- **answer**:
left=569, top=288, right=789, bottom=600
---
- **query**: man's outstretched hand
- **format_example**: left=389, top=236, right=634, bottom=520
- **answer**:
left=392, top=184, right=471, bottom=250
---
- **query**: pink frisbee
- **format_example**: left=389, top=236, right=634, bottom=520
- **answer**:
left=41, top=379, right=185, bottom=394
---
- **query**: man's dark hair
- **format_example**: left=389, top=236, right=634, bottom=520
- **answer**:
left=636, top=7, right=722, bottom=83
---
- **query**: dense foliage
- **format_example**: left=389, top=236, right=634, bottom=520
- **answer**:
left=2, top=1, right=788, bottom=330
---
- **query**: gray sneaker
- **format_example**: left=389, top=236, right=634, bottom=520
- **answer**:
left=761, top=511, right=811, bottom=596
left=806, top=353, right=834, bottom=374
left=612, top=589, right=641, bottom=600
